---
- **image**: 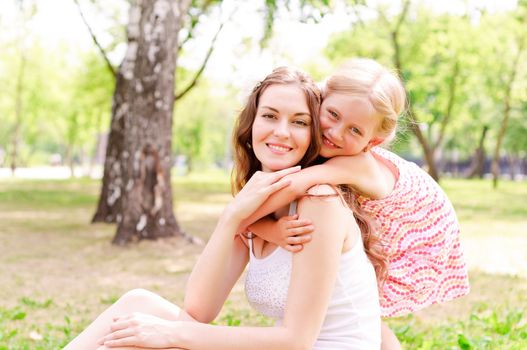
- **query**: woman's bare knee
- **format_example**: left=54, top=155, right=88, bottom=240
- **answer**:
left=115, top=288, right=181, bottom=320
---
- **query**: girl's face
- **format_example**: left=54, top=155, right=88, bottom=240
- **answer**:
left=252, top=84, right=312, bottom=172
left=319, top=93, right=381, bottom=158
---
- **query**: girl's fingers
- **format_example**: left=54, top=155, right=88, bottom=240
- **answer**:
left=285, top=219, right=312, bottom=229
left=281, top=214, right=299, bottom=222
left=286, top=234, right=312, bottom=245
left=289, top=225, right=315, bottom=235
left=285, top=244, right=303, bottom=253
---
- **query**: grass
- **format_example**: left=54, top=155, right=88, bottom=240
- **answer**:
left=0, top=175, right=526, bottom=349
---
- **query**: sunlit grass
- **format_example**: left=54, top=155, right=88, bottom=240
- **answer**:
left=0, top=176, right=526, bottom=349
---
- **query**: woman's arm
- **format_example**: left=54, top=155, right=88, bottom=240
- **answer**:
left=101, top=175, right=352, bottom=350
left=173, top=186, right=351, bottom=350
left=184, top=167, right=301, bottom=323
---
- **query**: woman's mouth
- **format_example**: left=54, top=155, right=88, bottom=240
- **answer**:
left=266, top=143, right=292, bottom=154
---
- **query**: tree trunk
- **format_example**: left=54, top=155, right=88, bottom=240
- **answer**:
left=10, top=53, right=26, bottom=176
left=492, top=38, right=524, bottom=188
left=391, top=26, right=440, bottom=181
left=466, top=125, right=488, bottom=179
left=508, top=153, right=517, bottom=180
left=93, top=0, right=191, bottom=244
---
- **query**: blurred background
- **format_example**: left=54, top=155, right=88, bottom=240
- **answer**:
left=0, top=0, right=526, bottom=349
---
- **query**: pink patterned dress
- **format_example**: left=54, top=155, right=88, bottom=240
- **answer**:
left=358, top=147, right=470, bottom=317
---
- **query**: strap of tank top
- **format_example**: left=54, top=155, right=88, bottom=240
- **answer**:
left=247, top=231, right=254, bottom=254
left=288, top=200, right=298, bottom=216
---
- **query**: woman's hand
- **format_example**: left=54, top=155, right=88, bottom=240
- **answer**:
left=97, top=312, right=181, bottom=348
left=224, top=166, right=301, bottom=223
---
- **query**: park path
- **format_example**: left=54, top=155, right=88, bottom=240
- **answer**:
left=2, top=166, right=526, bottom=278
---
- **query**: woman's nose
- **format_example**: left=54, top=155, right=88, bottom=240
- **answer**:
left=273, top=120, right=290, bottom=138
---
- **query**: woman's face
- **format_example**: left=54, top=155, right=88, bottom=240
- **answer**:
left=251, top=84, right=312, bottom=172
left=318, top=93, right=381, bottom=158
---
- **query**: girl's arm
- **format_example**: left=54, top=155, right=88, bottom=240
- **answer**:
left=243, top=152, right=389, bottom=234
left=248, top=215, right=314, bottom=252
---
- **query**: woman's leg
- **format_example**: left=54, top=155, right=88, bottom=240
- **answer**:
left=381, top=320, right=402, bottom=350
left=64, top=288, right=191, bottom=350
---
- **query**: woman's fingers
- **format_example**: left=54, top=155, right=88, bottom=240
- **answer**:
left=98, top=328, right=135, bottom=344
left=103, top=336, right=136, bottom=347
left=265, top=178, right=292, bottom=194
left=268, top=165, right=300, bottom=183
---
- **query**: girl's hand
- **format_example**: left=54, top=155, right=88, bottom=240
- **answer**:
left=97, top=312, right=181, bottom=348
left=277, top=214, right=314, bottom=252
left=225, top=166, right=301, bottom=223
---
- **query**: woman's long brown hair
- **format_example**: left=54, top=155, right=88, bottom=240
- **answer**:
left=339, top=185, right=389, bottom=287
left=231, top=67, right=322, bottom=194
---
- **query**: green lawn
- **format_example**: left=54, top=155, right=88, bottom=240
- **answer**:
left=0, top=176, right=526, bottom=349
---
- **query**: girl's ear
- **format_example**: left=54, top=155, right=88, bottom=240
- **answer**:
left=363, top=137, right=384, bottom=152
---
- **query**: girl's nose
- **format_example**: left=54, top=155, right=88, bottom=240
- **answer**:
left=329, top=125, right=344, bottom=141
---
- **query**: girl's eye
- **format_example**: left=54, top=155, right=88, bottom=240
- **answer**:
left=350, top=127, right=362, bottom=136
left=262, top=113, right=276, bottom=119
left=329, top=110, right=339, bottom=119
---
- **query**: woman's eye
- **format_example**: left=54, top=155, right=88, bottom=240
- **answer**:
left=293, top=120, right=309, bottom=127
left=329, top=110, right=339, bottom=119
left=262, top=114, right=276, bottom=119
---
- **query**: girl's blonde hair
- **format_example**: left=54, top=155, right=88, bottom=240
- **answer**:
left=324, top=58, right=406, bottom=144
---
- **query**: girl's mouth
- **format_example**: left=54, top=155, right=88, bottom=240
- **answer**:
left=322, top=135, right=340, bottom=149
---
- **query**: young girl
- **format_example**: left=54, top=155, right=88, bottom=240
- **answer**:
left=64, top=67, right=384, bottom=350
left=243, top=58, right=470, bottom=348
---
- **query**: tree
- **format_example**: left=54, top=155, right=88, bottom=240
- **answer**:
left=490, top=1, right=527, bottom=188
left=83, top=0, right=226, bottom=244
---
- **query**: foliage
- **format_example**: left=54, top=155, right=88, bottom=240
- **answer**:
left=324, top=0, right=527, bottom=165
left=173, top=74, right=238, bottom=172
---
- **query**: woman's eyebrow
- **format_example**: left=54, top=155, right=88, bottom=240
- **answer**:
left=261, top=105, right=311, bottom=117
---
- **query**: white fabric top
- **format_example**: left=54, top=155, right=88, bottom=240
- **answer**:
left=245, top=202, right=381, bottom=349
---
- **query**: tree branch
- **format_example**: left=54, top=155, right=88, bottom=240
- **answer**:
left=73, top=0, right=116, bottom=78
left=434, top=59, right=460, bottom=150
left=175, top=21, right=225, bottom=101
left=395, top=0, right=411, bottom=33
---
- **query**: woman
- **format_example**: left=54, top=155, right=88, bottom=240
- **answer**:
left=64, top=67, right=381, bottom=350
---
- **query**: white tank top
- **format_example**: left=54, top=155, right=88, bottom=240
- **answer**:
left=245, top=202, right=381, bottom=349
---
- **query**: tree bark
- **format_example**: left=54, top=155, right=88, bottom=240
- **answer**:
left=93, top=0, right=191, bottom=244
left=466, top=125, right=488, bottom=179
left=10, top=52, right=26, bottom=175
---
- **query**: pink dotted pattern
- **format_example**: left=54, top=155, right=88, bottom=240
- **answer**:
left=358, top=147, right=470, bottom=317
